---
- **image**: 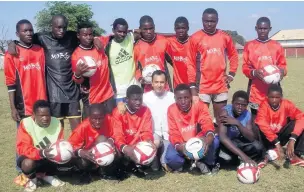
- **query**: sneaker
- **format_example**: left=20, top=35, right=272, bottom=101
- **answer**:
left=210, top=163, right=220, bottom=175
left=290, top=156, right=304, bottom=167
left=79, top=172, right=92, bottom=184
left=195, top=161, right=211, bottom=175
left=131, top=165, right=147, bottom=178
left=257, top=158, right=268, bottom=169
left=150, top=158, right=160, bottom=172
left=24, top=178, right=37, bottom=192
left=41, top=175, right=65, bottom=187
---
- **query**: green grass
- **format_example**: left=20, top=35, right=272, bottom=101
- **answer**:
left=1, top=58, right=304, bottom=192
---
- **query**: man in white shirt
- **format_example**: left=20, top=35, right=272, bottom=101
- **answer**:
left=143, top=70, right=175, bottom=171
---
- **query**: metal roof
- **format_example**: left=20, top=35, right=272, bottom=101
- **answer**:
left=271, top=29, right=304, bottom=40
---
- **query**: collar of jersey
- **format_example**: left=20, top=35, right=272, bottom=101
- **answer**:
left=16, top=41, right=33, bottom=49
left=125, top=104, right=137, bottom=115
left=202, top=29, right=217, bottom=35
left=176, top=36, right=189, bottom=44
left=79, top=45, right=94, bottom=50
left=256, top=38, right=271, bottom=43
left=140, top=35, right=157, bottom=43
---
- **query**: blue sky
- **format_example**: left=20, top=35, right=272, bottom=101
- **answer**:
left=0, top=1, right=303, bottom=41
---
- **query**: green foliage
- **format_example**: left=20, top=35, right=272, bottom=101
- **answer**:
left=35, top=1, right=105, bottom=36
left=223, top=30, right=246, bottom=46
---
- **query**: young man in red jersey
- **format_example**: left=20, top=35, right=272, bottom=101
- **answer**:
left=16, top=100, right=65, bottom=191
left=71, top=22, right=116, bottom=116
left=134, top=15, right=173, bottom=92
left=242, top=17, right=287, bottom=120
left=112, top=85, right=155, bottom=178
left=68, top=104, right=125, bottom=183
left=256, top=85, right=304, bottom=167
left=166, top=84, right=220, bottom=175
left=4, top=19, right=47, bottom=174
left=190, top=8, right=239, bottom=127
left=166, top=17, right=198, bottom=101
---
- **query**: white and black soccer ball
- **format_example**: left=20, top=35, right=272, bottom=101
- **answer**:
left=77, top=56, right=97, bottom=77
left=237, top=163, right=260, bottom=184
left=261, top=65, right=281, bottom=84
left=142, top=64, right=161, bottom=84
left=185, top=138, right=206, bottom=160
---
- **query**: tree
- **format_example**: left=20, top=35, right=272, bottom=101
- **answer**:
left=0, top=25, right=11, bottom=53
left=35, top=1, right=105, bottom=36
left=223, top=30, right=246, bottom=46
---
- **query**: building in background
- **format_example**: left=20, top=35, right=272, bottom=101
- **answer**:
left=0, top=51, right=4, bottom=70
left=271, top=29, right=304, bottom=58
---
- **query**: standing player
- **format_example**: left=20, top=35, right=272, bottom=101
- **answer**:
left=112, top=85, right=155, bottom=177
left=143, top=70, right=175, bottom=171
left=101, top=18, right=141, bottom=105
left=166, top=84, right=220, bottom=175
left=256, top=85, right=304, bottom=167
left=166, top=17, right=196, bottom=92
left=218, top=91, right=264, bottom=167
left=190, top=8, right=238, bottom=126
left=242, top=17, right=287, bottom=120
left=16, top=100, right=65, bottom=191
left=8, top=14, right=104, bottom=130
left=71, top=22, right=115, bottom=116
left=4, top=19, right=47, bottom=173
left=134, top=15, right=173, bottom=92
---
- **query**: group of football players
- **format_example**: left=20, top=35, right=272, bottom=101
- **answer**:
left=4, top=7, right=304, bottom=192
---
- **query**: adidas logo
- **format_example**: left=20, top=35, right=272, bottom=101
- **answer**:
left=115, top=48, right=132, bottom=65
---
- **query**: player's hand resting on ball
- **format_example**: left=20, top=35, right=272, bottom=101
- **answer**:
left=42, top=148, right=55, bottom=160
left=242, top=155, right=257, bottom=167
left=79, top=149, right=96, bottom=163
left=123, top=145, right=138, bottom=163
left=254, top=69, right=265, bottom=82
left=75, top=62, right=90, bottom=77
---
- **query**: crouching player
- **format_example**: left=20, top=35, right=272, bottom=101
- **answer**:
left=112, top=85, right=156, bottom=178
left=16, top=100, right=65, bottom=192
left=166, top=84, right=220, bottom=175
left=218, top=91, right=264, bottom=167
left=256, top=84, right=304, bottom=167
left=68, top=103, right=123, bottom=183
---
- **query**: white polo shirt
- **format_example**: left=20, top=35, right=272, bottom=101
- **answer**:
left=143, top=90, right=175, bottom=140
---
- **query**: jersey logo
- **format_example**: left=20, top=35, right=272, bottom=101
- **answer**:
left=173, top=56, right=188, bottom=63
left=115, top=48, right=132, bottom=65
left=51, top=52, right=70, bottom=60
left=258, top=55, right=272, bottom=62
left=125, top=128, right=136, bottom=135
left=270, top=123, right=282, bottom=133
left=35, top=136, right=51, bottom=149
left=181, top=125, right=195, bottom=133
left=23, top=62, right=41, bottom=71
left=145, top=56, right=161, bottom=64
left=206, top=48, right=222, bottom=56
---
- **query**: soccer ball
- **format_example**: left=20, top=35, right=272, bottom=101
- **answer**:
left=77, top=56, right=97, bottom=77
left=185, top=137, right=206, bottom=160
left=237, top=163, right=260, bottom=184
left=91, top=142, right=115, bottom=166
left=266, top=149, right=279, bottom=161
left=134, top=141, right=157, bottom=165
left=261, top=65, right=281, bottom=84
left=142, top=64, right=161, bottom=84
left=48, top=140, right=73, bottom=164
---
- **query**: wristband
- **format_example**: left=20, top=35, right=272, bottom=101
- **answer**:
left=74, top=72, right=82, bottom=79
left=206, top=131, right=215, bottom=138
left=289, top=137, right=297, bottom=142
left=122, top=145, right=128, bottom=154
left=274, top=141, right=281, bottom=146
left=77, top=149, right=83, bottom=157
left=190, top=86, right=196, bottom=89
left=42, top=149, right=46, bottom=158
left=252, top=70, right=256, bottom=77
left=227, top=74, right=234, bottom=79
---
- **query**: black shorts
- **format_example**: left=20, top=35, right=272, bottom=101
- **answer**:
left=50, top=102, right=81, bottom=119
left=17, top=155, right=57, bottom=174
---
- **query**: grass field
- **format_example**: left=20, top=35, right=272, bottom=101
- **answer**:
left=1, top=58, right=304, bottom=192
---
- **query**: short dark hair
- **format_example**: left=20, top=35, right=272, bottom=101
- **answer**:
left=174, top=16, right=189, bottom=26
left=268, top=84, right=283, bottom=95
left=174, top=84, right=191, bottom=95
left=16, top=19, right=32, bottom=32
left=232, top=90, right=249, bottom=103
left=126, top=85, right=143, bottom=98
left=256, top=17, right=271, bottom=26
left=113, top=18, right=128, bottom=29
left=33, top=100, right=50, bottom=114
left=203, top=8, right=218, bottom=17
left=51, top=14, right=68, bottom=25
left=77, top=21, right=94, bottom=33
left=139, top=15, right=154, bottom=27
left=152, top=70, right=167, bottom=82
left=89, top=103, right=105, bottom=116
